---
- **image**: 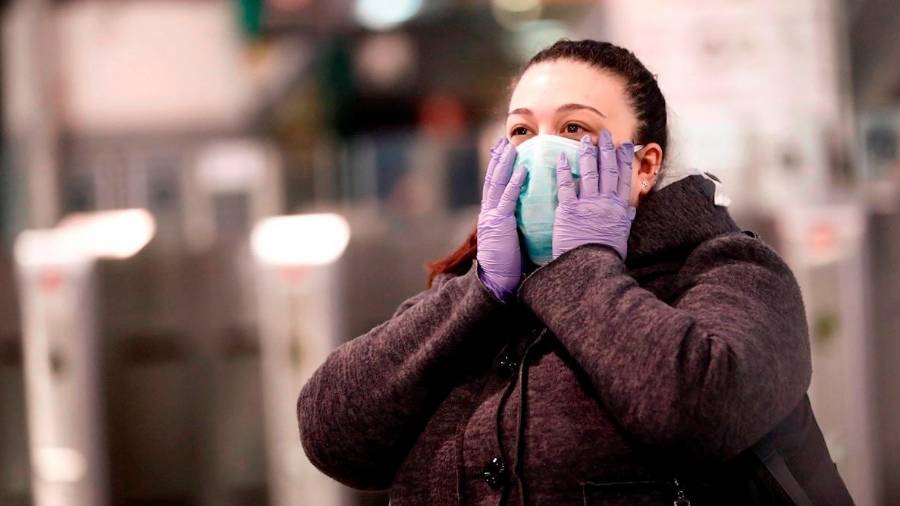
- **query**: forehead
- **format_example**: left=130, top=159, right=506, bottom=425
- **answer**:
left=508, top=59, right=631, bottom=118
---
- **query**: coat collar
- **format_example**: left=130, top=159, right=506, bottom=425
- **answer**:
left=624, top=173, right=740, bottom=268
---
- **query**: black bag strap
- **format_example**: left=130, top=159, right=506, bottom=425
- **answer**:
left=751, top=432, right=814, bottom=506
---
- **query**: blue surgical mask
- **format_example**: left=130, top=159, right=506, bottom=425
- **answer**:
left=512, top=134, right=583, bottom=265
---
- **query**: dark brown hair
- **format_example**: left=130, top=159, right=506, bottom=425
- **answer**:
left=425, top=39, right=668, bottom=287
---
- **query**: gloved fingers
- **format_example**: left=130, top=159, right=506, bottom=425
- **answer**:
left=482, top=136, right=509, bottom=210
left=578, top=134, right=599, bottom=198
left=556, top=151, right=577, bottom=204
left=598, top=129, right=619, bottom=196
left=485, top=141, right=517, bottom=209
left=616, top=142, right=635, bottom=202
left=496, top=166, right=526, bottom=216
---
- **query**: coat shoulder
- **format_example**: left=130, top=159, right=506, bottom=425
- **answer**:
left=680, top=229, right=792, bottom=278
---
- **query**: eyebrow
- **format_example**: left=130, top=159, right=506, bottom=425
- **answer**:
left=507, top=103, right=607, bottom=118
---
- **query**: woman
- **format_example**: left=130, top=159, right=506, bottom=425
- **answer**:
left=297, top=40, right=854, bottom=505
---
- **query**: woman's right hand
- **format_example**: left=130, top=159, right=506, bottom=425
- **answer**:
left=476, top=137, right=527, bottom=303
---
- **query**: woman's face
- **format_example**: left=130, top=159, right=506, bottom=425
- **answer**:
left=505, top=59, right=663, bottom=207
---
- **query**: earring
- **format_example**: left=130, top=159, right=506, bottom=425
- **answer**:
left=641, top=181, right=648, bottom=189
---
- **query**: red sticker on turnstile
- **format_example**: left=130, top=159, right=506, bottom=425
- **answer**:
left=279, top=266, right=307, bottom=284
left=39, top=269, right=64, bottom=293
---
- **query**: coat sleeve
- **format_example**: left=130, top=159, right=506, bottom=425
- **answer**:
left=516, top=233, right=812, bottom=463
left=296, top=259, right=509, bottom=490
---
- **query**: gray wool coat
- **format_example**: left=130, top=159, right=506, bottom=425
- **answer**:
left=296, top=174, right=854, bottom=505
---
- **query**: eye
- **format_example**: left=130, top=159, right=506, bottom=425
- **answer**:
left=564, top=123, right=586, bottom=134
left=510, top=126, right=530, bottom=136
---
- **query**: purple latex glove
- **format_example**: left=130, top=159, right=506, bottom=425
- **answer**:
left=476, top=137, right=527, bottom=302
left=552, top=129, right=637, bottom=260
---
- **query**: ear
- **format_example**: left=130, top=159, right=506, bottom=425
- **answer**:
left=636, top=142, right=663, bottom=197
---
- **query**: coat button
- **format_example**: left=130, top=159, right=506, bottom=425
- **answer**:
left=482, top=456, right=507, bottom=490
left=496, top=353, right=518, bottom=376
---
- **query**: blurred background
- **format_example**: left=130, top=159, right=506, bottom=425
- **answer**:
left=0, top=0, right=898, bottom=505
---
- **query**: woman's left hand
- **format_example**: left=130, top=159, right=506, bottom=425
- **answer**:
left=552, top=129, right=637, bottom=260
